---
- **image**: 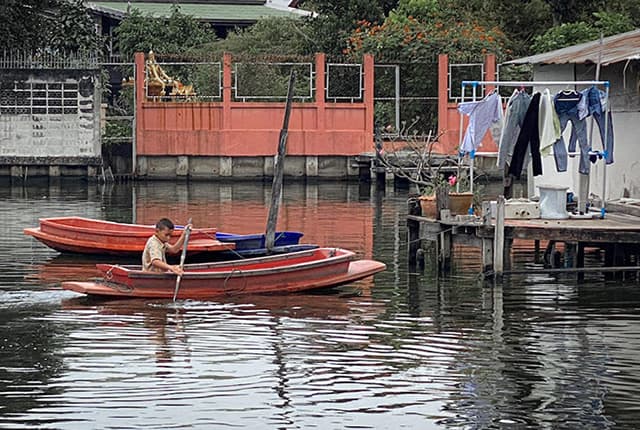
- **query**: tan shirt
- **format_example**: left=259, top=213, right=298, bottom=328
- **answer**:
left=142, top=235, right=169, bottom=272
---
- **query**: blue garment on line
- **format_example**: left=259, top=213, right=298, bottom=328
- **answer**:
left=573, top=86, right=614, bottom=165
left=552, top=91, right=591, bottom=174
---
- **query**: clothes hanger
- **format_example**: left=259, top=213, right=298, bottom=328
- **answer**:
left=558, top=87, right=580, bottom=101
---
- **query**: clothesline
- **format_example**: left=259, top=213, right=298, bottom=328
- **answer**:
left=461, top=80, right=610, bottom=87
left=457, top=80, right=611, bottom=217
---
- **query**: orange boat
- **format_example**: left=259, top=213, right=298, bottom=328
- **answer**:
left=61, top=248, right=386, bottom=299
left=24, top=216, right=233, bottom=256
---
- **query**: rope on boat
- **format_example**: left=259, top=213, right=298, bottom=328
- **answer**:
left=101, top=266, right=134, bottom=293
left=223, top=267, right=248, bottom=294
left=105, top=280, right=134, bottom=293
left=104, top=265, right=116, bottom=281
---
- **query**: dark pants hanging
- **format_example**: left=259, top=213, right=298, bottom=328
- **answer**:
left=508, top=93, right=542, bottom=179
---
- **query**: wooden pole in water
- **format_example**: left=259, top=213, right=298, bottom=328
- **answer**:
left=493, top=195, right=505, bottom=279
left=265, top=70, right=296, bottom=252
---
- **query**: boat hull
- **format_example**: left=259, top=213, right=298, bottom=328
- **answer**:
left=24, top=217, right=233, bottom=255
left=216, top=231, right=304, bottom=250
left=62, top=259, right=386, bottom=299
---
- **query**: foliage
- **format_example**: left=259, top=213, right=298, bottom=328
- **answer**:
left=102, top=85, right=134, bottom=149
left=0, top=0, right=102, bottom=52
left=115, top=4, right=218, bottom=61
left=478, top=0, right=553, bottom=56
left=531, top=11, right=635, bottom=53
left=346, top=13, right=509, bottom=64
left=346, top=8, right=508, bottom=135
left=299, top=0, right=390, bottom=57
left=207, top=17, right=314, bottom=57
left=200, top=18, right=317, bottom=101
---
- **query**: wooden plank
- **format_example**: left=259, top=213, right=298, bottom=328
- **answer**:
left=504, top=265, right=640, bottom=275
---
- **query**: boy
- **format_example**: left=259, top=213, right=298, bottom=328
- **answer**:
left=142, top=218, right=192, bottom=275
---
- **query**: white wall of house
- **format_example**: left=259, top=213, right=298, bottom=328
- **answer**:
left=528, top=61, right=640, bottom=200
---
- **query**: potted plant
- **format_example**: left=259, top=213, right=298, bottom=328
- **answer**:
left=374, top=122, right=478, bottom=219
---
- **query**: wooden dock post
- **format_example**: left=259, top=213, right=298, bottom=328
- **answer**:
left=493, top=195, right=506, bottom=279
left=407, top=198, right=421, bottom=271
left=577, top=242, right=585, bottom=282
left=438, top=228, right=452, bottom=272
left=481, top=201, right=493, bottom=274
left=265, top=70, right=296, bottom=252
left=534, top=240, right=541, bottom=263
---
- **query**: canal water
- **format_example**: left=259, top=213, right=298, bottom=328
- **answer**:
left=1, top=179, right=640, bottom=429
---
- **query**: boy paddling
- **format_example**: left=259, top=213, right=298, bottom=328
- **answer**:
left=142, top=218, right=192, bottom=275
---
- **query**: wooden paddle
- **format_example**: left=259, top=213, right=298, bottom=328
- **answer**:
left=172, top=218, right=192, bottom=301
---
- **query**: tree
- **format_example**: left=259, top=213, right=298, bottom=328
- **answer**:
left=531, top=11, right=635, bottom=53
left=115, top=4, right=217, bottom=60
left=346, top=2, right=508, bottom=134
left=0, top=0, right=101, bottom=52
left=299, top=0, right=393, bottom=57
left=208, top=17, right=314, bottom=57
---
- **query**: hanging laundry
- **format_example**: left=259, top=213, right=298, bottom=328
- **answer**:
left=578, top=86, right=614, bottom=165
left=457, top=91, right=502, bottom=155
left=552, top=89, right=590, bottom=174
left=497, top=89, right=531, bottom=169
left=508, top=92, right=543, bottom=179
left=538, top=89, right=561, bottom=154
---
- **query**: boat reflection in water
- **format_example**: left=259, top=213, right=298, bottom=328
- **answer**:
left=60, top=284, right=386, bottom=376
left=133, top=181, right=376, bottom=259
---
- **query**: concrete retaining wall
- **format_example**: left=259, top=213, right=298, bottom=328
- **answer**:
left=136, top=155, right=363, bottom=180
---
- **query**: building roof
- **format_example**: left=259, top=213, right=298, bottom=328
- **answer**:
left=504, top=28, right=640, bottom=66
left=87, top=1, right=309, bottom=25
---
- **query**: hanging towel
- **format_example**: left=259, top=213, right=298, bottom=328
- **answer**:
left=457, top=91, right=503, bottom=154
left=538, top=88, right=561, bottom=155
left=497, top=89, right=531, bottom=169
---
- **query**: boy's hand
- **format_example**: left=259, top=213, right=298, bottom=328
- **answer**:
left=170, top=265, right=184, bottom=276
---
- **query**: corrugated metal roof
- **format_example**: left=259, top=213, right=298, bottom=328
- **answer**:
left=87, top=1, right=302, bottom=23
left=504, top=29, right=640, bottom=66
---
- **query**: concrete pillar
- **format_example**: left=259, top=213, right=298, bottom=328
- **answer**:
left=363, top=54, right=375, bottom=151
left=578, top=172, right=589, bottom=213
left=438, top=54, right=449, bottom=148
left=49, top=165, right=60, bottom=177
left=263, top=156, right=274, bottom=176
left=134, top=52, right=145, bottom=159
left=222, top=53, right=232, bottom=129
left=219, top=183, right=232, bottom=202
left=220, top=156, right=233, bottom=177
left=137, top=156, right=148, bottom=176
left=484, top=53, right=497, bottom=93
left=315, top=53, right=326, bottom=133
left=346, top=156, right=358, bottom=177
left=176, top=155, right=189, bottom=177
left=305, top=155, right=318, bottom=177
left=306, top=182, right=318, bottom=203
left=10, top=166, right=23, bottom=178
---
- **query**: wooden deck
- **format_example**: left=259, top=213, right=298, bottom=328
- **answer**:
left=407, top=203, right=640, bottom=279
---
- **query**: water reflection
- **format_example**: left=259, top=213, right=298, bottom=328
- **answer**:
left=1, top=180, right=640, bottom=428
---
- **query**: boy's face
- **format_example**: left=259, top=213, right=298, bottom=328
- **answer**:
left=155, top=226, right=174, bottom=243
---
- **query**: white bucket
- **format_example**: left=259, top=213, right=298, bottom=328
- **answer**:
left=538, top=185, right=569, bottom=219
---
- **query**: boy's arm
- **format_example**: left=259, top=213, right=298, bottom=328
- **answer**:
left=151, top=258, right=183, bottom=275
left=166, top=223, right=193, bottom=254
